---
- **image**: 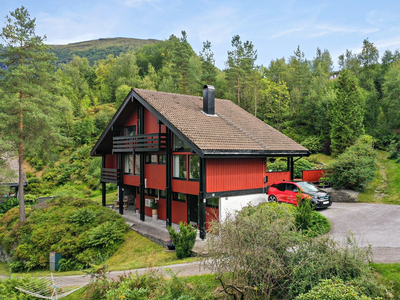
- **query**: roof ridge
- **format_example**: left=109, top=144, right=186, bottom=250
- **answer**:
left=217, top=112, right=270, bottom=150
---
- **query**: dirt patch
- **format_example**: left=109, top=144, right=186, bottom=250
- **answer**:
left=374, top=161, right=388, bottom=199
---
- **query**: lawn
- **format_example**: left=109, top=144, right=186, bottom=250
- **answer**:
left=372, top=263, right=400, bottom=298
left=0, top=230, right=196, bottom=277
left=358, top=150, right=400, bottom=205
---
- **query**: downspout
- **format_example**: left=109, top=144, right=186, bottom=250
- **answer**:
left=102, top=154, right=106, bottom=207
left=139, top=105, right=145, bottom=221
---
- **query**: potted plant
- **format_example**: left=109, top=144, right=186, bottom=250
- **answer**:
left=167, top=239, right=175, bottom=250
left=151, top=200, right=158, bottom=220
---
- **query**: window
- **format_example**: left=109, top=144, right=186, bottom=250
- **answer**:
left=124, top=155, right=133, bottom=174
left=160, top=190, right=167, bottom=198
left=145, top=154, right=158, bottom=164
left=173, top=193, right=186, bottom=202
left=146, top=189, right=158, bottom=196
left=189, top=155, right=200, bottom=180
left=173, top=134, right=191, bottom=152
left=206, top=197, right=219, bottom=208
left=173, top=155, right=187, bottom=179
left=158, top=154, right=166, bottom=164
left=134, top=154, right=140, bottom=175
left=125, top=125, right=136, bottom=136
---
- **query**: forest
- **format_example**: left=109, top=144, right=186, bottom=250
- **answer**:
left=2, top=7, right=400, bottom=202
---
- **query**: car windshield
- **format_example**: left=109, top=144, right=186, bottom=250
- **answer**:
left=296, top=181, right=319, bottom=193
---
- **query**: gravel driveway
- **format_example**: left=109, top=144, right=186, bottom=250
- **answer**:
left=319, top=202, right=400, bottom=263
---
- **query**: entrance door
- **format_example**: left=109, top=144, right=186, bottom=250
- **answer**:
left=187, top=195, right=199, bottom=223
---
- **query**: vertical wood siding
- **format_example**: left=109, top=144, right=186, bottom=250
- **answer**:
left=206, top=158, right=265, bottom=193
left=266, top=171, right=291, bottom=185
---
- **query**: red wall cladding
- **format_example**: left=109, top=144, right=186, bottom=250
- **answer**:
left=172, top=179, right=199, bottom=195
left=266, top=171, right=291, bottom=185
left=302, top=169, right=326, bottom=183
left=206, top=158, right=265, bottom=193
left=145, top=164, right=166, bottom=190
left=171, top=200, right=188, bottom=224
left=106, top=154, right=118, bottom=169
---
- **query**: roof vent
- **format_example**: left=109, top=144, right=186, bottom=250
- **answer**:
left=203, top=85, right=215, bottom=115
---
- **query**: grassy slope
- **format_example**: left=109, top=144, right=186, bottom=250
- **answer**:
left=0, top=231, right=196, bottom=277
left=48, top=37, right=160, bottom=65
left=358, top=150, right=400, bottom=204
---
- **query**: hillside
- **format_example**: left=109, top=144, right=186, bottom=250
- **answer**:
left=48, top=37, right=160, bottom=66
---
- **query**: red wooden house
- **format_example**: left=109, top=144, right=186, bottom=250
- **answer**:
left=91, top=86, right=309, bottom=238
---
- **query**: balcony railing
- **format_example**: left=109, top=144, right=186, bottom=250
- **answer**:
left=101, top=168, right=119, bottom=184
left=112, top=133, right=167, bottom=153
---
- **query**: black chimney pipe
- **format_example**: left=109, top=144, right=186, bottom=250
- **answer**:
left=203, top=85, right=215, bottom=115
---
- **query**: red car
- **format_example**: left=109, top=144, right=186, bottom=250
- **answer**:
left=267, top=181, right=332, bottom=209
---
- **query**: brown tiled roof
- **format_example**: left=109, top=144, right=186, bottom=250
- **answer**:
left=134, top=89, right=308, bottom=155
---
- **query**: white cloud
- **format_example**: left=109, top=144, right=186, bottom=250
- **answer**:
left=308, top=24, right=379, bottom=38
left=270, top=26, right=305, bottom=39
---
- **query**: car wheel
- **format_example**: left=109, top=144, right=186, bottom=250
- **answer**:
left=268, top=195, right=278, bottom=202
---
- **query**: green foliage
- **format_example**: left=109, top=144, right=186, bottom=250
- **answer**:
left=295, top=277, right=375, bottom=300
left=0, top=196, right=128, bottom=272
left=325, top=135, right=377, bottom=190
left=0, top=197, right=19, bottom=214
left=295, top=193, right=314, bottom=231
left=301, top=136, right=322, bottom=154
left=167, top=222, right=197, bottom=259
left=294, top=158, right=315, bottom=178
left=205, top=203, right=388, bottom=299
left=0, top=276, right=38, bottom=299
left=388, top=139, right=400, bottom=162
left=331, top=69, right=365, bottom=155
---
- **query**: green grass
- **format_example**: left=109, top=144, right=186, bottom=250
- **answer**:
left=309, top=153, right=335, bottom=165
left=358, top=150, right=400, bottom=205
left=0, top=230, right=196, bottom=277
left=89, top=189, right=118, bottom=206
left=105, top=230, right=197, bottom=271
left=372, top=263, right=400, bottom=298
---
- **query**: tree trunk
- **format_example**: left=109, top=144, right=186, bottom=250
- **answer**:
left=18, top=112, right=26, bottom=222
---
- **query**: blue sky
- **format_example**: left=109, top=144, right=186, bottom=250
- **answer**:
left=2, top=0, right=400, bottom=70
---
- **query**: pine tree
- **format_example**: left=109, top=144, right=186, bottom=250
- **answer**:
left=199, top=40, right=217, bottom=85
left=0, top=6, right=66, bottom=221
left=330, top=70, right=365, bottom=155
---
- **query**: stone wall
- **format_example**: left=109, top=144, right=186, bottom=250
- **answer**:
left=321, top=188, right=359, bottom=202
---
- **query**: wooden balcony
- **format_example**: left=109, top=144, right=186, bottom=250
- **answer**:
left=101, top=168, right=119, bottom=184
left=112, top=133, right=167, bottom=153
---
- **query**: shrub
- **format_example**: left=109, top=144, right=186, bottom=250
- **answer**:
left=86, top=220, right=127, bottom=248
left=295, top=277, right=374, bottom=300
left=0, top=197, right=19, bottom=214
left=294, top=158, right=314, bottom=178
left=295, top=193, right=314, bottom=231
left=167, top=222, right=197, bottom=259
left=301, top=136, right=321, bottom=154
left=325, top=135, right=376, bottom=191
left=203, top=204, right=387, bottom=299
left=69, top=208, right=96, bottom=226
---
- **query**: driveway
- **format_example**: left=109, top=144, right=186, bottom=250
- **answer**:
left=319, top=202, right=400, bottom=263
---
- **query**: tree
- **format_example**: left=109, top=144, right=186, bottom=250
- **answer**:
left=0, top=7, right=65, bottom=221
left=199, top=40, right=217, bottom=85
left=330, top=70, right=365, bottom=155
left=225, top=35, right=258, bottom=106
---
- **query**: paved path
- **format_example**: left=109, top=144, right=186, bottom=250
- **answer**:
left=0, top=261, right=211, bottom=288
left=319, top=202, right=400, bottom=263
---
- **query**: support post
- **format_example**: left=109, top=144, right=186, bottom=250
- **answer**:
left=101, top=155, right=106, bottom=207
left=199, top=157, right=206, bottom=240
left=166, top=128, right=172, bottom=227
left=139, top=104, right=146, bottom=222
left=290, top=157, right=294, bottom=181
left=118, top=154, right=124, bottom=215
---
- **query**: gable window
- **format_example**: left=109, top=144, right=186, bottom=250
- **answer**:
left=125, top=125, right=136, bottom=136
left=134, top=154, right=140, bottom=175
left=173, top=134, right=191, bottom=152
left=173, top=155, right=187, bottom=179
left=189, top=155, right=200, bottom=180
left=124, top=155, right=133, bottom=174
